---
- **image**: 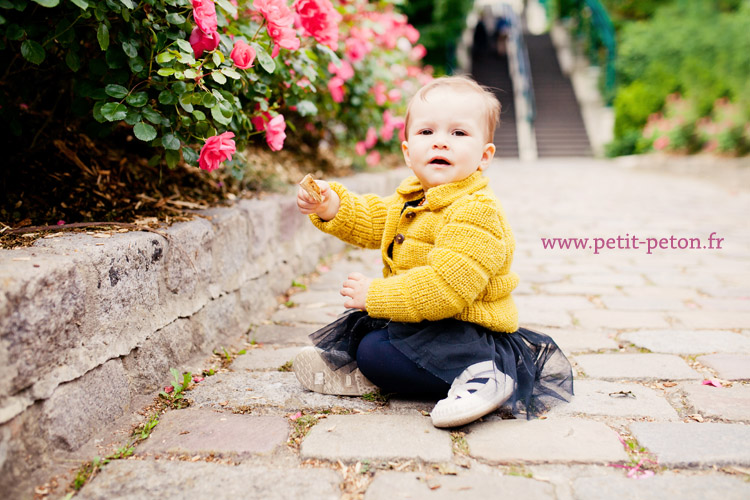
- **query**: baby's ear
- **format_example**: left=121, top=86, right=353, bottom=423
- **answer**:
left=401, top=141, right=412, bottom=168
left=478, top=143, right=496, bottom=171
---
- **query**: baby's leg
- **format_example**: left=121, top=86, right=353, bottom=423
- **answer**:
left=356, top=329, right=450, bottom=398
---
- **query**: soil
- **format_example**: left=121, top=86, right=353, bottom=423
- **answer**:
left=1, top=130, right=402, bottom=249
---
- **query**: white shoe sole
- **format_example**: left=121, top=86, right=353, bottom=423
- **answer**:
left=430, top=374, right=514, bottom=428
left=293, top=346, right=378, bottom=396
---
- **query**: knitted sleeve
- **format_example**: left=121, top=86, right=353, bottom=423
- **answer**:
left=309, top=181, right=391, bottom=249
left=365, top=197, right=507, bottom=322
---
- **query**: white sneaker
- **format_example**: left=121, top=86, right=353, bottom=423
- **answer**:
left=430, top=361, right=514, bottom=428
left=293, top=346, right=378, bottom=396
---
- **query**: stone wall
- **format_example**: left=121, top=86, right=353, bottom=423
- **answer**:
left=0, top=168, right=407, bottom=494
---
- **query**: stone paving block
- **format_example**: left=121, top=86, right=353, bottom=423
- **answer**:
left=300, top=414, right=452, bottom=463
left=547, top=380, right=678, bottom=420
left=270, top=305, right=346, bottom=325
left=697, top=354, right=750, bottom=380
left=619, top=286, right=700, bottom=300
left=670, top=311, right=750, bottom=329
left=573, top=475, right=750, bottom=500
left=695, top=298, right=750, bottom=312
left=138, top=408, right=288, bottom=456
left=287, top=290, right=346, bottom=306
left=249, top=324, right=318, bottom=345
left=465, top=418, right=627, bottom=464
left=570, top=273, right=647, bottom=287
left=574, top=353, right=701, bottom=380
left=515, top=295, right=596, bottom=311
left=573, top=310, right=670, bottom=329
left=544, top=328, right=618, bottom=354
left=76, top=460, right=341, bottom=500
left=520, top=309, right=574, bottom=328
left=230, top=346, right=302, bottom=372
left=363, top=471, right=554, bottom=500
left=188, top=372, right=377, bottom=413
left=682, top=383, right=750, bottom=422
left=620, top=329, right=750, bottom=355
left=630, top=422, right=750, bottom=467
left=600, top=296, right=686, bottom=311
left=538, top=284, right=623, bottom=296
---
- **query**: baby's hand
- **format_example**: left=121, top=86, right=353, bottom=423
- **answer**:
left=297, top=180, right=340, bottom=221
left=341, top=272, right=372, bottom=310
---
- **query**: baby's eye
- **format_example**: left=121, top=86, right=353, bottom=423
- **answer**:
left=418, top=129, right=433, bottom=135
left=453, top=130, right=468, bottom=136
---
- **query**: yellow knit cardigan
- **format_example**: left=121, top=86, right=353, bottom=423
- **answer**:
left=310, top=171, right=519, bottom=333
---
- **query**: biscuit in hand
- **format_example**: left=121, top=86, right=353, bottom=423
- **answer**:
left=299, top=174, right=323, bottom=203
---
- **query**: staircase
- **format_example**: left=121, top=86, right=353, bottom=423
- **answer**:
left=525, top=34, right=592, bottom=157
left=471, top=44, right=519, bottom=158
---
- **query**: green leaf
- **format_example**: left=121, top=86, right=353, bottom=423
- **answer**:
left=221, top=67, right=240, bottom=79
left=157, top=68, right=175, bottom=76
left=183, top=68, right=198, bottom=79
left=211, top=50, right=222, bottom=67
left=142, top=106, right=162, bottom=124
left=133, top=121, right=157, bottom=141
left=254, top=45, right=275, bottom=73
left=178, top=52, right=195, bottom=65
left=182, top=145, right=198, bottom=166
left=158, top=90, right=177, bottom=105
left=165, top=149, right=180, bottom=168
left=65, top=50, right=80, bottom=72
left=295, top=100, right=317, bottom=117
left=124, top=109, right=141, bottom=126
left=211, top=105, right=231, bottom=125
left=20, top=40, right=45, bottom=64
left=172, top=81, right=187, bottom=95
left=32, top=0, right=58, bottom=7
left=122, top=40, right=138, bottom=58
left=192, top=109, right=206, bottom=121
left=211, top=71, right=226, bottom=84
left=70, top=0, right=89, bottom=9
left=6, top=24, right=24, bottom=41
left=119, top=0, right=135, bottom=9
left=92, top=101, right=106, bottom=123
left=162, top=133, right=180, bottom=150
left=126, top=92, right=148, bottom=107
left=156, top=51, right=174, bottom=64
left=105, top=84, right=128, bottom=99
left=128, top=56, right=145, bottom=73
left=215, top=0, right=237, bottom=18
left=317, top=44, right=341, bottom=66
left=201, top=93, right=217, bottom=108
left=100, top=102, right=127, bottom=121
left=179, top=100, right=193, bottom=113
left=97, top=23, right=109, bottom=51
left=175, top=39, right=193, bottom=53
left=165, top=13, right=185, bottom=24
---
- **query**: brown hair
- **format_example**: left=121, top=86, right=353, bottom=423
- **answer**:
left=403, top=75, right=501, bottom=143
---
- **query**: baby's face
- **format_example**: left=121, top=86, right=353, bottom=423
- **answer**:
left=402, top=87, right=495, bottom=191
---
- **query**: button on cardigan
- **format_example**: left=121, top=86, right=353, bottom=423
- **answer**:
left=310, top=171, right=519, bottom=333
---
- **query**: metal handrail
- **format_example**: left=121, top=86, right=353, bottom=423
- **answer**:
left=499, top=3, right=536, bottom=124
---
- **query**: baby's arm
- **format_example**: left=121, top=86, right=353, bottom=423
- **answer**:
left=297, top=180, right=340, bottom=221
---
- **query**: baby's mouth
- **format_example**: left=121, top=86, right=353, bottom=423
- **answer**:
left=429, top=158, right=451, bottom=166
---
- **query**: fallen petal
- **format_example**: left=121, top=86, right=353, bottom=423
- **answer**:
left=702, top=379, right=723, bottom=387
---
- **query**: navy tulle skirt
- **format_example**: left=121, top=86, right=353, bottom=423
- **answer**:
left=309, top=310, right=574, bottom=418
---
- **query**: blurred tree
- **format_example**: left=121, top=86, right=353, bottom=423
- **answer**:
left=398, top=0, right=474, bottom=73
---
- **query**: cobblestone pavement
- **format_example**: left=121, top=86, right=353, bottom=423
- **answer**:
left=74, top=158, right=750, bottom=499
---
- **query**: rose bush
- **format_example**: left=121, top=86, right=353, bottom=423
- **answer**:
left=1, top=0, right=430, bottom=177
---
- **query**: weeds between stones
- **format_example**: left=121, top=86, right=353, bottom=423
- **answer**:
left=450, top=431, right=470, bottom=456
left=609, top=433, right=659, bottom=479
left=278, top=360, right=294, bottom=372
left=360, top=389, right=391, bottom=405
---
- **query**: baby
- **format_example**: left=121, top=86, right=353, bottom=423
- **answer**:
left=294, top=76, right=572, bottom=427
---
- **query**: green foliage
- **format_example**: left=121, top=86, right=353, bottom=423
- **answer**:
left=607, top=0, right=750, bottom=155
left=1, top=0, right=427, bottom=174
left=397, top=0, right=473, bottom=72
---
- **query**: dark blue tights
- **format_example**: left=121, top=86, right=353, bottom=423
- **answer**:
left=355, top=328, right=450, bottom=398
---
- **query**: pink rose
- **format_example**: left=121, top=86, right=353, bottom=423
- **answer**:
left=254, top=0, right=300, bottom=56
left=192, top=0, right=218, bottom=35
left=372, top=81, right=387, bottom=106
left=251, top=111, right=270, bottom=132
left=388, top=88, right=402, bottom=103
left=345, top=37, right=370, bottom=63
left=404, top=24, right=420, bottom=44
left=355, top=141, right=366, bottom=156
left=653, top=136, right=670, bottom=151
left=190, top=27, right=220, bottom=57
left=294, top=0, right=342, bottom=50
left=265, top=115, right=287, bottom=151
left=327, top=60, right=354, bottom=81
left=366, top=151, right=381, bottom=166
left=410, top=44, right=427, bottom=61
left=199, top=132, right=236, bottom=172
left=328, top=76, right=345, bottom=103
left=230, top=39, right=256, bottom=69
left=364, top=127, right=377, bottom=149
left=266, top=21, right=301, bottom=57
